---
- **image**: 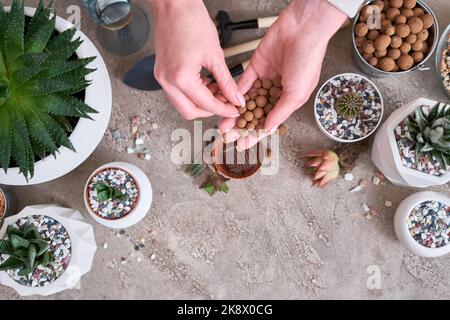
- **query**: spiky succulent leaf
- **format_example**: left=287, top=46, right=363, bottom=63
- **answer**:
left=0, top=0, right=97, bottom=180
left=406, top=102, right=450, bottom=171
left=335, top=93, right=364, bottom=119
left=0, top=257, right=23, bottom=271
left=0, top=221, right=52, bottom=275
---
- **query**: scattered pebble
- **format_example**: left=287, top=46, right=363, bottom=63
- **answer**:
left=372, top=176, right=381, bottom=186
left=344, top=173, right=354, bottom=181
left=408, top=200, right=450, bottom=248
left=150, top=254, right=156, bottom=260
left=364, top=213, right=372, bottom=220
left=0, top=215, right=71, bottom=287
left=136, top=257, right=142, bottom=263
left=385, top=201, right=393, bottom=208
left=87, top=168, right=139, bottom=220
left=103, top=242, right=109, bottom=249
left=362, top=203, right=370, bottom=212
left=315, top=74, right=382, bottom=141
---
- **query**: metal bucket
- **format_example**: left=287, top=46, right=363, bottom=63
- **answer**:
left=0, top=187, right=18, bottom=226
left=352, top=0, right=439, bottom=77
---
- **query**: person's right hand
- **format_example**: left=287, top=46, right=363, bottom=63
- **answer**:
left=149, top=0, right=246, bottom=120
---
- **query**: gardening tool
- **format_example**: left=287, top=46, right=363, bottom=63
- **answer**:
left=216, top=10, right=278, bottom=46
left=124, top=38, right=261, bottom=91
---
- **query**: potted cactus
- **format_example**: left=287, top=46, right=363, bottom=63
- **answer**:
left=372, top=98, right=450, bottom=187
left=0, top=0, right=111, bottom=186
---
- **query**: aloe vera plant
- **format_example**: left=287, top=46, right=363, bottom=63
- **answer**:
left=405, top=102, right=450, bottom=170
left=0, top=0, right=97, bottom=180
left=0, top=224, right=51, bottom=276
left=95, top=182, right=126, bottom=202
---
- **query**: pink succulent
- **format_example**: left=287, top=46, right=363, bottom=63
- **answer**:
left=303, top=149, right=340, bottom=188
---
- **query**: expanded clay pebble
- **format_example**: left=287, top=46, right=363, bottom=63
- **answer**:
left=406, top=33, right=417, bottom=44
left=403, top=0, right=416, bottom=9
left=355, top=23, right=369, bottom=37
left=390, top=35, right=402, bottom=48
left=412, top=7, right=424, bottom=16
left=400, top=8, right=414, bottom=18
left=396, top=24, right=411, bottom=38
left=420, top=14, right=433, bottom=29
left=417, top=29, right=428, bottom=41
left=407, top=16, right=423, bottom=34
left=235, top=77, right=286, bottom=133
left=411, top=51, right=423, bottom=63
left=390, top=0, right=403, bottom=8
left=363, top=40, right=376, bottom=54
left=395, top=15, right=407, bottom=24
left=386, top=7, right=400, bottom=21
left=398, top=54, right=414, bottom=70
left=411, top=40, right=423, bottom=52
left=400, top=41, right=411, bottom=53
left=375, top=34, right=391, bottom=50
left=388, top=48, right=401, bottom=60
left=368, top=30, right=380, bottom=41
left=380, top=57, right=396, bottom=71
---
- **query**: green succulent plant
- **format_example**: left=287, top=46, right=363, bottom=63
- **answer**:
left=0, top=0, right=97, bottom=180
left=0, top=224, right=52, bottom=276
left=405, top=102, right=450, bottom=170
left=95, top=182, right=126, bottom=202
left=335, top=93, right=364, bottom=119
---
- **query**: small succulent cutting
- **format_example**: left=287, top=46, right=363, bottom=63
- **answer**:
left=405, top=102, right=450, bottom=170
left=185, top=163, right=230, bottom=196
left=0, top=224, right=51, bottom=276
left=0, top=0, right=97, bottom=180
left=95, top=182, right=126, bottom=202
left=303, top=149, right=340, bottom=188
left=335, top=93, right=364, bottom=119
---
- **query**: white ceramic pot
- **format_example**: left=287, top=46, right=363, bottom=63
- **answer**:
left=394, top=191, right=450, bottom=258
left=371, top=97, right=450, bottom=187
left=0, top=7, right=112, bottom=186
left=314, top=73, right=384, bottom=143
left=84, top=162, right=153, bottom=229
left=0, top=205, right=97, bottom=296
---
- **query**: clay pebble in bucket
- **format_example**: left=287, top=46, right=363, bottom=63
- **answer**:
left=354, top=0, right=435, bottom=72
left=0, top=191, right=5, bottom=220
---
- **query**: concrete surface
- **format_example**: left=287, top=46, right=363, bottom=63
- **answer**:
left=0, top=0, right=449, bottom=300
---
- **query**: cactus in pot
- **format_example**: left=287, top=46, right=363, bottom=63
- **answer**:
left=335, top=92, right=364, bottom=120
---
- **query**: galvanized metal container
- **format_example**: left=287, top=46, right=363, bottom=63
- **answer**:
left=435, top=23, right=450, bottom=99
left=352, top=0, right=439, bottom=77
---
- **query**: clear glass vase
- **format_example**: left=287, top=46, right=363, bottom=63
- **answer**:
left=81, top=0, right=149, bottom=55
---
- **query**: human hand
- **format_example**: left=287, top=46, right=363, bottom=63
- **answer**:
left=219, top=0, right=347, bottom=151
left=149, top=0, right=246, bottom=120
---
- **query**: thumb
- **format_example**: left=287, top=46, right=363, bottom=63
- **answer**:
left=209, top=58, right=246, bottom=108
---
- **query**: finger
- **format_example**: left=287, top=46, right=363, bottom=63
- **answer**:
left=164, top=85, right=214, bottom=120
left=236, top=129, right=270, bottom=152
left=264, top=93, right=303, bottom=131
left=224, top=129, right=241, bottom=143
left=236, top=63, right=259, bottom=95
left=208, top=58, right=246, bottom=108
left=218, top=117, right=237, bottom=134
left=181, top=78, right=240, bottom=118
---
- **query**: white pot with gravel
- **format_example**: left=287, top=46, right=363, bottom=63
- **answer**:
left=314, top=73, right=384, bottom=143
left=84, top=162, right=153, bottom=229
left=0, top=205, right=96, bottom=296
left=371, top=98, right=450, bottom=187
left=394, top=191, right=450, bottom=258
left=0, top=5, right=111, bottom=186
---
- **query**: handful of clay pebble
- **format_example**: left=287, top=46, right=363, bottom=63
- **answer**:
left=354, top=0, right=434, bottom=72
left=236, top=76, right=287, bottom=136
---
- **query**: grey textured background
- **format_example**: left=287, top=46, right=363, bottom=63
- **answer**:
left=0, top=0, right=449, bottom=299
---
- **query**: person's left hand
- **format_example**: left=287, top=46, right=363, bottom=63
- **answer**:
left=218, top=0, right=347, bottom=151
